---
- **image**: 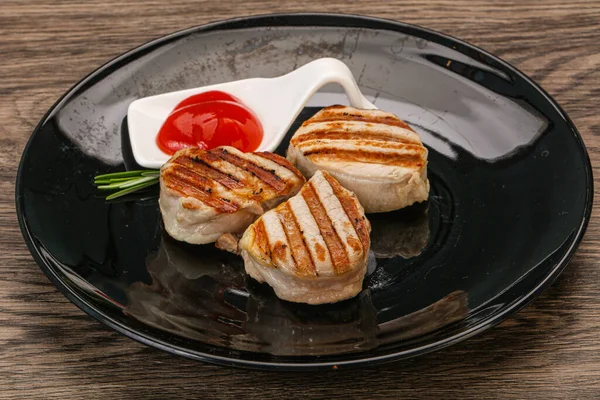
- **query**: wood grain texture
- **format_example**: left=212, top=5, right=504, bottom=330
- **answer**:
left=1, top=0, right=600, bottom=398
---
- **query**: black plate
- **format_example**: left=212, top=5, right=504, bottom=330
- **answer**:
left=16, top=13, right=593, bottom=370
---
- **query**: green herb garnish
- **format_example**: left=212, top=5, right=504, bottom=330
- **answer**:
left=93, top=170, right=160, bottom=200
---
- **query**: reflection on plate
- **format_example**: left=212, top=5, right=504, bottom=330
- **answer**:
left=125, top=234, right=247, bottom=346
left=125, top=233, right=467, bottom=356
left=378, top=290, right=468, bottom=345
left=370, top=202, right=430, bottom=259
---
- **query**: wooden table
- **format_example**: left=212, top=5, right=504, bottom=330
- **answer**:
left=2, top=1, right=599, bottom=398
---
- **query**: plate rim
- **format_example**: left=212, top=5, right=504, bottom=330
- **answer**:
left=15, top=12, right=594, bottom=370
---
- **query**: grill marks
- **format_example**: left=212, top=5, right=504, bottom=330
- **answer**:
left=292, top=106, right=428, bottom=168
left=161, top=147, right=304, bottom=214
left=324, top=173, right=370, bottom=249
left=304, top=108, right=413, bottom=130
left=254, top=152, right=305, bottom=181
left=277, top=203, right=316, bottom=277
left=213, top=148, right=286, bottom=192
left=302, top=139, right=425, bottom=154
left=300, top=182, right=350, bottom=273
left=304, top=148, right=425, bottom=168
left=291, top=130, right=421, bottom=146
left=242, top=171, right=370, bottom=278
left=162, top=165, right=239, bottom=213
left=252, top=220, right=271, bottom=262
left=172, top=154, right=244, bottom=190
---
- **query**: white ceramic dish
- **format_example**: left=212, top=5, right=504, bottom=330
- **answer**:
left=127, top=57, right=375, bottom=169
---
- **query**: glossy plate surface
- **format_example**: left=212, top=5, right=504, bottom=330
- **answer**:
left=16, top=14, right=593, bottom=370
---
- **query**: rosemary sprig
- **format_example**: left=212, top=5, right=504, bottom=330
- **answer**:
left=93, top=169, right=160, bottom=200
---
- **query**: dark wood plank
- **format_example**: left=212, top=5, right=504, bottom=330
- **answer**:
left=1, top=0, right=599, bottom=398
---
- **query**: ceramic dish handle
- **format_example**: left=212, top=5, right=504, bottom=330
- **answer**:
left=274, top=58, right=377, bottom=110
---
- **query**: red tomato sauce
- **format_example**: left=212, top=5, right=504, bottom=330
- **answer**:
left=156, top=90, right=263, bottom=155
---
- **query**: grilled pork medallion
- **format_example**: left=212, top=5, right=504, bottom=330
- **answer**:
left=239, top=170, right=371, bottom=304
left=287, top=105, right=429, bottom=213
left=159, top=146, right=306, bottom=245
